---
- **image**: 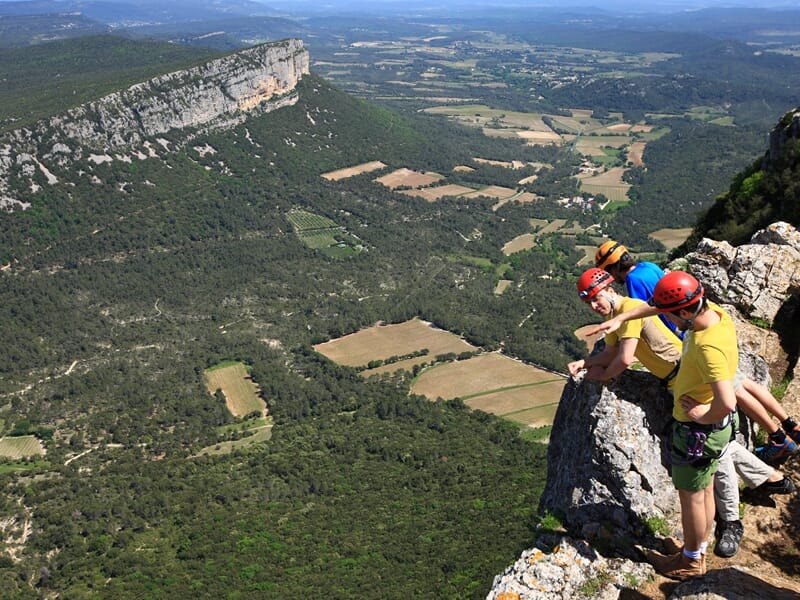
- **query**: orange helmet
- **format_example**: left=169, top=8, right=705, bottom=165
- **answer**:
left=577, top=268, right=614, bottom=300
left=649, top=271, right=704, bottom=312
left=594, top=240, right=628, bottom=269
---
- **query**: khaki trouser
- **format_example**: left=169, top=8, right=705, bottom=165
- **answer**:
left=714, top=440, right=775, bottom=521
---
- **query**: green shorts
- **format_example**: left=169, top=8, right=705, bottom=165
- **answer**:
left=670, top=420, right=733, bottom=492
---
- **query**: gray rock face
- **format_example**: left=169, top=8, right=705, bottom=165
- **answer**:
left=538, top=371, right=678, bottom=545
left=487, top=535, right=654, bottom=600
left=682, top=222, right=800, bottom=324
left=0, top=39, right=310, bottom=210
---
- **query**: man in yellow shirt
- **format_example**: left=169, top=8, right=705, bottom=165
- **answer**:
left=589, top=271, right=737, bottom=579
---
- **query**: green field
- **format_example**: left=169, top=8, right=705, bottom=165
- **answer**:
left=0, top=435, right=46, bottom=459
left=286, top=209, right=362, bottom=256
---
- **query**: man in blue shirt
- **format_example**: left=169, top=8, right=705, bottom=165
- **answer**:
left=595, top=240, right=682, bottom=338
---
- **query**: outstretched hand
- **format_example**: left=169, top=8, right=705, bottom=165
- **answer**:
left=586, top=317, right=621, bottom=337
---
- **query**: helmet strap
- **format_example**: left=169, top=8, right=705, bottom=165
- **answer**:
left=675, top=300, right=704, bottom=331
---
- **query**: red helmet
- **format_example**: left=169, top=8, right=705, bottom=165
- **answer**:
left=577, top=268, right=613, bottom=300
left=649, top=271, right=704, bottom=312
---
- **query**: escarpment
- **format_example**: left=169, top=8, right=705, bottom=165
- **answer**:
left=0, top=39, right=310, bottom=210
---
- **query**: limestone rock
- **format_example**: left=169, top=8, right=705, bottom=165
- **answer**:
left=538, top=370, right=679, bottom=546
left=685, top=222, right=800, bottom=324
left=668, top=566, right=800, bottom=599
left=0, top=39, right=310, bottom=210
left=486, top=535, right=653, bottom=600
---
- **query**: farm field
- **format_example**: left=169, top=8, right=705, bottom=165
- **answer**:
left=286, top=209, right=362, bottom=256
left=462, top=185, right=517, bottom=201
left=628, top=140, right=647, bottom=167
left=0, top=435, right=45, bottom=459
left=494, top=279, right=512, bottom=295
left=398, top=183, right=475, bottom=202
left=375, top=168, right=443, bottom=189
left=465, top=382, right=563, bottom=427
left=649, top=227, right=693, bottom=249
left=321, top=160, right=387, bottom=181
left=314, top=318, right=477, bottom=368
left=574, top=324, right=605, bottom=353
left=412, top=352, right=559, bottom=399
left=194, top=419, right=274, bottom=457
left=577, top=167, right=631, bottom=202
left=492, top=191, right=539, bottom=211
left=503, top=233, right=536, bottom=255
left=204, top=362, right=267, bottom=418
left=411, top=353, right=565, bottom=425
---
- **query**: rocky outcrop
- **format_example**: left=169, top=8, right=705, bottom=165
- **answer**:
left=674, top=221, right=800, bottom=324
left=488, top=223, right=799, bottom=599
left=0, top=39, right=310, bottom=210
left=539, top=371, right=677, bottom=547
left=487, top=536, right=653, bottom=600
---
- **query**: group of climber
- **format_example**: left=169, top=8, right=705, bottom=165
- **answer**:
left=568, top=240, right=799, bottom=581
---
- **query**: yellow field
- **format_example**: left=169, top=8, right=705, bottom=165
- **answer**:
left=650, top=227, right=693, bottom=249
left=519, top=131, right=562, bottom=144
left=412, top=352, right=559, bottom=399
left=628, top=140, right=647, bottom=166
left=503, top=233, right=536, bottom=255
left=204, top=362, right=267, bottom=418
left=494, top=279, right=512, bottom=295
left=537, top=218, right=568, bottom=234
left=399, top=183, right=475, bottom=202
left=577, top=167, right=631, bottom=202
left=462, top=185, right=517, bottom=200
left=493, top=191, right=539, bottom=211
left=574, top=324, right=605, bottom=353
left=321, top=160, right=387, bottom=181
left=0, top=435, right=46, bottom=459
left=465, top=381, right=564, bottom=427
left=375, top=168, right=443, bottom=189
left=314, top=318, right=477, bottom=368
left=473, top=158, right=528, bottom=169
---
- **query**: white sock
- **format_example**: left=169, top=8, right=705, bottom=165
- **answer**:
left=699, top=542, right=708, bottom=555
left=683, top=547, right=702, bottom=560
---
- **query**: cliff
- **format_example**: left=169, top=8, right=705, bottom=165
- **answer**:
left=488, top=222, right=800, bottom=599
left=0, top=38, right=310, bottom=210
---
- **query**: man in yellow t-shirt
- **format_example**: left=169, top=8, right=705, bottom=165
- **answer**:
left=568, top=268, right=681, bottom=383
left=589, top=271, right=737, bottom=580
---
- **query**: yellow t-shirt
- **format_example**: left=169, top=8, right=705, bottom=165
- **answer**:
left=671, top=301, right=738, bottom=422
left=605, top=296, right=682, bottom=380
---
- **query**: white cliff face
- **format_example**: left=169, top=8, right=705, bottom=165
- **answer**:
left=0, top=39, right=310, bottom=210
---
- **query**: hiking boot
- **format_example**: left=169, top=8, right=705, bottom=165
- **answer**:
left=754, top=475, right=796, bottom=495
left=714, top=519, right=744, bottom=558
left=756, top=437, right=798, bottom=467
left=661, top=537, right=687, bottom=556
left=645, top=549, right=705, bottom=580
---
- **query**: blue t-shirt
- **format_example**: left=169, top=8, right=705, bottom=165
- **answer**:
left=626, top=262, right=684, bottom=339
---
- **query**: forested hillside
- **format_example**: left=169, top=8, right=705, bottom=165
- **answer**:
left=678, top=106, right=800, bottom=249
left=0, top=37, right=585, bottom=599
